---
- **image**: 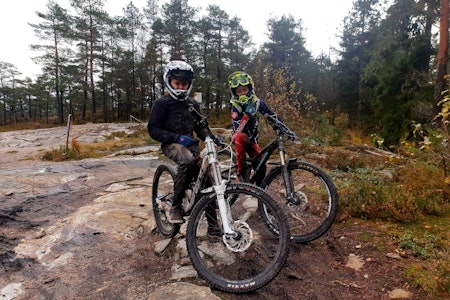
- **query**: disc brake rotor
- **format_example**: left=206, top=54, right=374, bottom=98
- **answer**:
left=223, top=220, right=253, bottom=252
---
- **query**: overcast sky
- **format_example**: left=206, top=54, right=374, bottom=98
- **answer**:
left=1, top=0, right=355, bottom=79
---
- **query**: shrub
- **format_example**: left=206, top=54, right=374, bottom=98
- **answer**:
left=335, top=158, right=448, bottom=222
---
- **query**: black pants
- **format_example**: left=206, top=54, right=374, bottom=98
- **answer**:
left=162, top=143, right=218, bottom=227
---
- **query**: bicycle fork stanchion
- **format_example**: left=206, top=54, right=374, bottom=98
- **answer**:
left=276, top=131, right=301, bottom=205
left=205, top=137, right=238, bottom=237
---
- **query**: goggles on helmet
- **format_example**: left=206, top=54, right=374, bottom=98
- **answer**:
left=228, top=72, right=252, bottom=89
left=169, top=69, right=193, bottom=82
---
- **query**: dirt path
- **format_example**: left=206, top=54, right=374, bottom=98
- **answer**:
left=0, top=124, right=430, bottom=299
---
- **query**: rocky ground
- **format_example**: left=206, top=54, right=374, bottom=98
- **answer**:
left=0, top=123, right=431, bottom=299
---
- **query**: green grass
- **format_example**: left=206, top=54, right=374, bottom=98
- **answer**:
left=386, top=217, right=450, bottom=295
left=41, top=126, right=152, bottom=161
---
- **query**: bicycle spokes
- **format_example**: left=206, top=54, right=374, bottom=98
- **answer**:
left=261, top=162, right=338, bottom=243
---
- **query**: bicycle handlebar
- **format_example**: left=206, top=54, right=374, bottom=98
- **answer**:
left=265, top=114, right=298, bottom=141
left=188, top=104, right=227, bottom=148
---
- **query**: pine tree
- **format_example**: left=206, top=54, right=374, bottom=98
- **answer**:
left=29, top=1, right=72, bottom=125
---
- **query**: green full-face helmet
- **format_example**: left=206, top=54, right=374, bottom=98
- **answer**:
left=228, top=71, right=255, bottom=105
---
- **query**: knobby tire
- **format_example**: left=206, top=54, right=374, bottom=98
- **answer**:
left=152, top=163, right=180, bottom=237
left=186, top=183, right=290, bottom=293
left=260, top=161, right=338, bottom=243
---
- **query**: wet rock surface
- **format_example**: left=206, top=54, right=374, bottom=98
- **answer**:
left=0, top=123, right=430, bottom=299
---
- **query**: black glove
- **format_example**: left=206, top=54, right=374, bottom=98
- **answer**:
left=214, top=136, right=227, bottom=147
left=285, top=130, right=297, bottom=141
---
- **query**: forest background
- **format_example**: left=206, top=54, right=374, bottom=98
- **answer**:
left=0, top=0, right=449, bottom=296
left=0, top=0, right=447, bottom=148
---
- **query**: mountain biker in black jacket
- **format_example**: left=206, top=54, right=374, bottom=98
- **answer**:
left=148, top=60, right=223, bottom=229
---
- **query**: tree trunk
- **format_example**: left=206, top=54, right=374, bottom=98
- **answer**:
left=434, top=0, right=449, bottom=116
left=89, top=13, right=97, bottom=123
left=54, top=31, right=64, bottom=126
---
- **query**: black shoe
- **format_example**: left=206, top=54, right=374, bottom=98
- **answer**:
left=168, top=206, right=184, bottom=224
left=253, top=170, right=265, bottom=186
left=207, top=226, right=222, bottom=238
left=236, top=173, right=249, bottom=183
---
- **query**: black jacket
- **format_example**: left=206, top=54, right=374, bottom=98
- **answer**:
left=148, top=95, right=209, bottom=146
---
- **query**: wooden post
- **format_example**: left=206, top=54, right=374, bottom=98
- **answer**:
left=65, top=114, right=72, bottom=152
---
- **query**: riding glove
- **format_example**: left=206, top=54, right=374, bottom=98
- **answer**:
left=177, top=135, right=195, bottom=147
left=285, top=130, right=297, bottom=141
left=214, top=136, right=227, bottom=147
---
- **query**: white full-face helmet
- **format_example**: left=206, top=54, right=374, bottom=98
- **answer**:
left=163, top=60, right=194, bottom=101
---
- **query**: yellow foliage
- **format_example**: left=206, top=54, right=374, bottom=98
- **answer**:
left=445, top=177, right=450, bottom=185
left=344, top=128, right=371, bottom=145
left=71, top=138, right=81, bottom=153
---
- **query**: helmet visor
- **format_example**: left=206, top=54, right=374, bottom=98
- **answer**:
left=169, top=69, right=193, bottom=82
left=229, top=72, right=251, bottom=88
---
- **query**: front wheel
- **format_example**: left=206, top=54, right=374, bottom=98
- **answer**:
left=186, top=183, right=290, bottom=293
left=260, top=161, right=338, bottom=243
left=152, top=163, right=180, bottom=237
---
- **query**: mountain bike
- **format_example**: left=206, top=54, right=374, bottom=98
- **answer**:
left=151, top=109, right=290, bottom=293
left=217, top=114, right=338, bottom=244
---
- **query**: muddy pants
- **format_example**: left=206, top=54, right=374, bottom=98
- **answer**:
left=162, top=143, right=218, bottom=226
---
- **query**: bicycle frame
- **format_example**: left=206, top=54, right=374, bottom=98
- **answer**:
left=227, top=127, right=301, bottom=205
left=215, top=118, right=338, bottom=245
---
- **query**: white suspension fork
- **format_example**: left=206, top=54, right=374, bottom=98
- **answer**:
left=204, top=137, right=236, bottom=236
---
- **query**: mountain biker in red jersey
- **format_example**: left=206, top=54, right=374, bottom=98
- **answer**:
left=228, top=71, right=295, bottom=184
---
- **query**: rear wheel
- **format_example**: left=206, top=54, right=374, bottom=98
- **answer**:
left=260, top=161, right=338, bottom=243
left=186, top=183, right=290, bottom=293
left=152, top=164, right=180, bottom=237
